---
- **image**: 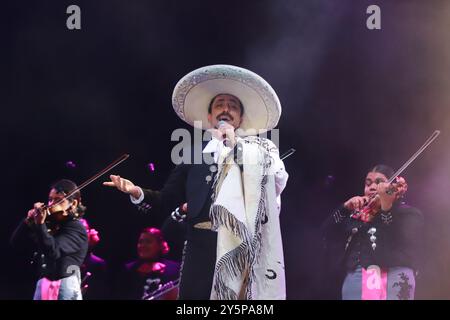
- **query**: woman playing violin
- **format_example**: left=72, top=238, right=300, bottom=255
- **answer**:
left=322, top=164, right=424, bottom=300
left=10, top=179, right=88, bottom=300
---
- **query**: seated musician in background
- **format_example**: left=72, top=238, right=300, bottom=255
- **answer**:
left=10, top=179, right=88, bottom=300
left=322, top=164, right=424, bottom=300
left=79, top=218, right=109, bottom=299
left=117, top=227, right=180, bottom=300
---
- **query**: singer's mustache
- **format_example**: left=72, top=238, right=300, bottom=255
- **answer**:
left=216, top=113, right=234, bottom=121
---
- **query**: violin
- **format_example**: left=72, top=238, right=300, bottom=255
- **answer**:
left=26, top=193, right=84, bottom=233
left=354, top=177, right=408, bottom=222
left=26, top=154, right=129, bottom=229
left=43, top=197, right=78, bottom=222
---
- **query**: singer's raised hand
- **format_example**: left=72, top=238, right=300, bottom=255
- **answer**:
left=103, top=174, right=142, bottom=199
left=213, top=120, right=236, bottom=147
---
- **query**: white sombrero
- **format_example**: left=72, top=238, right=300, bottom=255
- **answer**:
left=172, top=65, right=281, bottom=135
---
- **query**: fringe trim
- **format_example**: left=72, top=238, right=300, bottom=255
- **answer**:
left=212, top=242, right=249, bottom=300
left=246, top=143, right=270, bottom=299
left=209, top=178, right=269, bottom=300
left=210, top=137, right=274, bottom=300
left=246, top=171, right=268, bottom=299
left=250, top=175, right=267, bottom=267
left=210, top=204, right=252, bottom=245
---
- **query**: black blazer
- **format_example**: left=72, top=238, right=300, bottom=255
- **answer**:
left=10, top=219, right=88, bottom=280
left=135, top=143, right=219, bottom=223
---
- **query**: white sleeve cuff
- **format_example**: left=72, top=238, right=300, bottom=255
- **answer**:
left=269, top=154, right=289, bottom=196
left=130, top=187, right=144, bottom=204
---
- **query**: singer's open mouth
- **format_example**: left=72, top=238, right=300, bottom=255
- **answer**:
left=217, top=115, right=233, bottom=122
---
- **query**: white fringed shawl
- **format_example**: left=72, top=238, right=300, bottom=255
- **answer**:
left=209, top=136, right=286, bottom=300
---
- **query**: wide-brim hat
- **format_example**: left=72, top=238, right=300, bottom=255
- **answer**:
left=172, top=65, right=281, bottom=135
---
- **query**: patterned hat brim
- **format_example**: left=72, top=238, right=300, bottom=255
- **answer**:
left=172, top=65, right=281, bottom=136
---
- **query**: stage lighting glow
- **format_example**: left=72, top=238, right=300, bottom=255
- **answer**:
left=65, top=161, right=76, bottom=169
left=147, top=163, right=155, bottom=172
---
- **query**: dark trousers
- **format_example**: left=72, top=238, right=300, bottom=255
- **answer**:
left=178, top=227, right=217, bottom=299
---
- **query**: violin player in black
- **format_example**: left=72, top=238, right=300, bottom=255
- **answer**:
left=322, top=164, right=424, bottom=300
left=10, top=179, right=88, bottom=300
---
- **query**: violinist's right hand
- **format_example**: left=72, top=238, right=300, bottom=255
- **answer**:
left=103, top=175, right=142, bottom=199
left=26, top=202, right=46, bottom=225
left=26, top=208, right=36, bottom=225
left=344, top=196, right=370, bottom=211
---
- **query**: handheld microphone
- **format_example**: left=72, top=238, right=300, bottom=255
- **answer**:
left=217, top=120, right=229, bottom=135
left=217, top=120, right=244, bottom=171
left=217, top=120, right=233, bottom=147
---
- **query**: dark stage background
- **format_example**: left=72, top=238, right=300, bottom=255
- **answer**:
left=2, top=0, right=450, bottom=299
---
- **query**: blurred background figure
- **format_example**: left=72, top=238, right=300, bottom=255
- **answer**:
left=79, top=218, right=110, bottom=299
left=116, top=227, right=180, bottom=300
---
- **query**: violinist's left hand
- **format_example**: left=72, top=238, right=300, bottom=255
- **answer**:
left=377, top=183, right=396, bottom=211
left=377, top=177, right=408, bottom=212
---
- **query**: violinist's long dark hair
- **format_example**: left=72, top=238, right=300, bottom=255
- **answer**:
left=51, top=179, right=86, bottom=219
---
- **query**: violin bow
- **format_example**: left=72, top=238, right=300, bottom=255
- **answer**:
left=387, top=130, right=440, bottom=183
left=51, top=153, right=130, bottom=208
left=280, top=148, right=296, bottom=161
